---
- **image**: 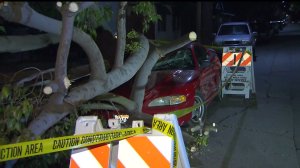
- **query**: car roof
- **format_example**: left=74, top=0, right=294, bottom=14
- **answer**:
left=222, top=22, right=249, bottom=25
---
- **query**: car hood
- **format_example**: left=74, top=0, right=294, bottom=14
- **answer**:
left=145, top=70, right=199, bottom=90
left=215, top=35, right=251, bottom=42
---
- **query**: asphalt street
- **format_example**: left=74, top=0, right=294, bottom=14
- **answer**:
left=191, top=23, right=300, bottom=168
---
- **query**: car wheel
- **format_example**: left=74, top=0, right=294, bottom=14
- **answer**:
left=191, top=91, right=206, bottom=124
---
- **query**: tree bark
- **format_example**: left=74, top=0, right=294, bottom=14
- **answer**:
left=0, top=34, right=59, bottom=53
left=48, top=4, right=76, bottom=106
left=114, top=2, right=127, bottom=68
left=0, top=2, right=107, bottom=81
left=65, top=34, right=149, bottom=105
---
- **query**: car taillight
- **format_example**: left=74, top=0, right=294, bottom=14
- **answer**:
left=148, top=95, right=186, bottom=107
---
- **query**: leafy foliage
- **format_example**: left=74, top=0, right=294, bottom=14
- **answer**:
left=75, top=6, right=112, bottom=39
left=0, top=83, right=109, bottom=167
left=0, top=85, right=34, bottom=142
left=0, top=83, right=91, bottom=167
left=15, top=113, right=78, bottom=168
left=132, top=2, right=162, bottom=33
left=0, top=81, right=73, bottom=167
left=125, top=30, right=141, bottom=54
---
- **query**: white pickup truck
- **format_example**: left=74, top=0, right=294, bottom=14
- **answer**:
left=213, top=22, right=257, bottom=61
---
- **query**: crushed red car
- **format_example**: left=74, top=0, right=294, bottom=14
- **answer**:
left=111, top=42, right=221, bottom=126
left=141, top=42, right=221, bottom=126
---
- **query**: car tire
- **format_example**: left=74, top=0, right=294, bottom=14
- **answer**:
left=191, top=91, right=207, bottom=124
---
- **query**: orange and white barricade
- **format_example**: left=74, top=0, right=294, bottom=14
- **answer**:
left=221, top=46, right=256, bottom=98
left=69, top=114, right=189, bottom=168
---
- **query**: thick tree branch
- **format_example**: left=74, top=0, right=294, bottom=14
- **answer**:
left=0, top=2, right=107, bottom=80
left=0, top=34, right=59, bottom=53
left=160, top=32, right=197, bottom=54
left=65, top=35, right=149, bottom=105
left=130, top=32, right=197, bottom=112
left=114, top=1, right=127, bottom=68
left=54, top=14, right=74, bottom=93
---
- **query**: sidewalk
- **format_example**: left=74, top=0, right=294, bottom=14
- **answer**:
left=191, top=23, right=300, bottom=168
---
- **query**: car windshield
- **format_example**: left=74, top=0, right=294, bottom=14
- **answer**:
left=218, top=24, right=250, bottom=35
left=152, top=48, right=195, bottom=71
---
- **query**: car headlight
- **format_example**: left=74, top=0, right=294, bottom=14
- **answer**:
left=148, top=95, right=186, bottom=107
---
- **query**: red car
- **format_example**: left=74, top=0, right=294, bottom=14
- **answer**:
left=95, top=42, right=221, bottom=127
left=142, top=42, right=221, bottom=126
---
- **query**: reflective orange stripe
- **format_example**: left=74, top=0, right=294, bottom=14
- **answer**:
left=89, top=144, right=110, bottom=168
left=227, top=52, right=243, bottom=66
left=126, top=136, right=170, bottom=168
left=222, top=52, right=232, bottom=63
left=117, top=160, right=126, bottom=168
left=69, top=158, right=80, bottom=168
left=241, top=56, right=252, bottom=66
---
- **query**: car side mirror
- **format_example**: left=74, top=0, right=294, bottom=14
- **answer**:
left=252, top=32, right=258, bottom=36
left=212, top=33, right=216, bottom=36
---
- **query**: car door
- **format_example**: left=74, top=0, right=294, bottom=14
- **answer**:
left=193, top=45, right=220, bottom=102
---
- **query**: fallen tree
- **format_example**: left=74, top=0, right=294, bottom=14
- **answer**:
left=0, top=2, right=196, bottom=167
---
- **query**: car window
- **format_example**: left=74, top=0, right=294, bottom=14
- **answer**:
left=218, top=24, right=250, bottom=35
left=152, top=48, right=195, bottom=71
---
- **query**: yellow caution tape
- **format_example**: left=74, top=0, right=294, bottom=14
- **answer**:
left=152, top=117, right=178, bottom=168
left=0, top=94, right=218, bottom=163
left=0, top=127, right=147, bottom=162
left=170, top=103, right=200, bottom=118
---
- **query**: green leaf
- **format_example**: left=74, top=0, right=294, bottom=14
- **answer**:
left=1, top=85, right=10, bottom=99
left=15, top=123, right=21, bottom=132
left=75, top=6, right=112, bottom=39
left=132, top=2, right=161, bottom=33
left=0, top=137, right=9, bottom=145
left=7, top=119, right=16, bottom=131
left=21, top=99, right=31, bottom=114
